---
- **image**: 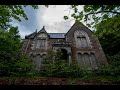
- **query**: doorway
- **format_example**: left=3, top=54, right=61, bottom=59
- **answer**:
left=58, top=48, right=68, bottom=60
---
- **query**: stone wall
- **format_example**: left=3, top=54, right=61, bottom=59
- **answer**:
left=22, top=22, right=108, bottom=70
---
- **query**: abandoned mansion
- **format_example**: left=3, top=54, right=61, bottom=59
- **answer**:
left=22, top=22, right=108, bottom=70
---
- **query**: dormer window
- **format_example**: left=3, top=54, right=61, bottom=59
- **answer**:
left=36, top=33, right=47, bottom=49
left=36, top=39, right=46, bottom=49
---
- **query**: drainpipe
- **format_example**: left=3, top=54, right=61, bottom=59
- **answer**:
left=25, top=38, right=30, bottom=54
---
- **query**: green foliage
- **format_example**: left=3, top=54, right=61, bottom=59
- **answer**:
left=94, top=52, right=120, bottom=78
left=0, top=5, right=38, bottom=30
left=65, top=5, right=120, bottom=28
left=40, top=50, right=93, bottom=78
left=39, top=49, right=120, bottom=80
left=0, top=27, right=34, bottom=77
left=64, top=16, right=68, bottom=20
left=0, top=5, right=39, bottom=77
left=95, top=15, right=120, bottom=56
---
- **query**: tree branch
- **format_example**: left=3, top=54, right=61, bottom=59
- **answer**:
left=86, top=10, right=120, bottom=16
left=95, top=11, right=120, bottom=14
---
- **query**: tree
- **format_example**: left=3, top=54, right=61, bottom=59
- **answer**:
left=0, top=5, right=38, bottom=76
left=0, top=5, right=38, bottom=30
left=95, top=15, right=120, bottom=56
left=0, top=27, right=34, bottom=76
left=64, top=5, right=120, bottom=28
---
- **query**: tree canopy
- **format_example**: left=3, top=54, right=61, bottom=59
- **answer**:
left=0, top=5, right=38, bottom=30
left=0, top=5, right=38, bottom=76
left=64, top=5, right=120, bottom=28
left=95, top=15, right=120, bottom=56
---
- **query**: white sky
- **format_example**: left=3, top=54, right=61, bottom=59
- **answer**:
left=11, top=5, right=84, bottom=38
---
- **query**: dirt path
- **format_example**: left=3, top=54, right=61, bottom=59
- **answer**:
left=0, top=77, right=120, bottom=85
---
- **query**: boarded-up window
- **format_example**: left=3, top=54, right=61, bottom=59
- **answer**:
left=81, top=37, right=88, bottom=47
left=36, top=40, right=40, bottom=48
left=90, top=53, right=97, bottom=67
left=75, top=30, right=91, bottom=48
left=36, top=39, right=46, bottom=48
left=40, top=39, right=45, bottom=48
left=77, top=53, right=92, bottom=68
left=77, top=37, right=88, bottom=48
left=77, top=53, right=97, bottom=68
left=78, top=53, right=84, bottom=66
left=77, top=37, right=82, bottom=47
left=34, top=55, right=42, bottom=70
left=84, top=53, right=91, bottom=67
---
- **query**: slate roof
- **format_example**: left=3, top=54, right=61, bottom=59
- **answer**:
left=25, top=26, right=66, bottom=39
left=48, top=33, right=65, bottom=38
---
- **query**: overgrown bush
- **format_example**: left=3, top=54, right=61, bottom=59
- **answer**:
left=0, top=27, right=35, bottom=77
left=94, top=52, right=120, bottom=77
left=40, top=50, right=94, bottom=78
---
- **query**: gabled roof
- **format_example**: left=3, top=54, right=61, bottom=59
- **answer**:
left=37, top=26, right=48, bottom=34
left=65, top=21, right=93, bottom=36
left=34, top=26, right=48, bottom=37
left=25, top=22, right=93, bottom=39
left=25, top=30, right=37, bottom=39
left=48, top=33, right=65, bottom=38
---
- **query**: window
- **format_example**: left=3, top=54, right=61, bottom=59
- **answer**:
left=90, top=53, right=97, bottom=67
left=75, top=30, right=91, bottom=48
left=84, top=53, right=91, bottom=67
left=36, top=39, right=46, bottom=48
left=81, top=37, right=88, bottom=47
left=78, top=53, right=84, bottom=66
left=77, top=53, right=97, bottom=68
left=77, top=37, right=82, bottom=47
left=40, top=39, right=45, bottom=48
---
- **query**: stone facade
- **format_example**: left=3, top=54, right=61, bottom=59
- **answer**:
left=22, top=22, right=108, bottom=70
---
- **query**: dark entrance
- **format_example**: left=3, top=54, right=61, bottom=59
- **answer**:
left=58, top=48, right=68, bottom=60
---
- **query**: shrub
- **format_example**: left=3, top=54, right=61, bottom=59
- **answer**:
left=94, top=52, right=120, bottom=77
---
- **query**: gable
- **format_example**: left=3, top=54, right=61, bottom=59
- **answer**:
left=34, top=26, right=48, bottom=39
left=37, top=33, right=47, bottom=39
left=66, top=21, right=93, bottom=37
left=25, top=30, right=37, bottom=39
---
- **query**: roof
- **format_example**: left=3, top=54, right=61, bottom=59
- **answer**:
left=25, top=30, right=37, bottom=39
left=48, top=33, right=65, bottom=38
left=37, top=26, right=47, bottom=33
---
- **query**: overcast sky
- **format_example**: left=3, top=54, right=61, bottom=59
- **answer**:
left=11, top=5, right=84, bottom=38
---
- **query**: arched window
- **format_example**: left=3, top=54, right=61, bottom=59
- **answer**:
left=42, top=54, right=46, bottom=61
left=74, top=30, right=91, bottom=48
left=78, top=53, right=91, bottom=67
left=78, top=53, right=84, bottom=66
left=34, top=54, right=42, bottom=71
left=78, top=53, right=93, bottom=68
left=84, top=53, right=91, bottom=67
left=35, top=33, right=47, bottom=49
